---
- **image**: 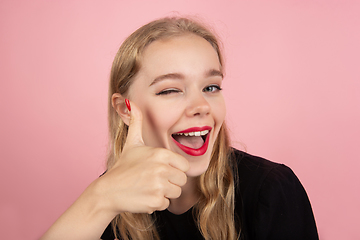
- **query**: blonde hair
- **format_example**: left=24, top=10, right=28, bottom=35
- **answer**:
left=107, top=16, right=238, bottom=240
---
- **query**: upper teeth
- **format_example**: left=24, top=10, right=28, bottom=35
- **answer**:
left=175, top=130, right=209, bottom=136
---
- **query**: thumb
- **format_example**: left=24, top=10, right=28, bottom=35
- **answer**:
left=123, top=99, right=145, bottom=148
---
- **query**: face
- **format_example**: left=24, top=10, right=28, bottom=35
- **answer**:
left=128, top=34, right=226, bottom=177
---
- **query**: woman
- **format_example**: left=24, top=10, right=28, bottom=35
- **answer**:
left=41, top=17, right=318, bottom=240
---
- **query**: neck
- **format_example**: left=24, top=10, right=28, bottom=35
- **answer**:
left=167, top=176, right=200, bottom=215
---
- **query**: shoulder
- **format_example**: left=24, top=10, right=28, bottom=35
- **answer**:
left=231, top=148, right=318, bottom=240
left=231, top=148, right=299, bottom=196
left=231, top=147, right=309, bottom=209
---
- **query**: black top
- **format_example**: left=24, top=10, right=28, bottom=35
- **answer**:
left=101, top=149, right=319, bottom=240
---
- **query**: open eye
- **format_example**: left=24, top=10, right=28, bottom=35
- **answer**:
left=203, top=84, right=222, bottom=93
left=156, top=88, right=181, bottom=95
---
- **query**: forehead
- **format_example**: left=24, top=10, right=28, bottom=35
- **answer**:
left=138, top=34, right=221, bottom=77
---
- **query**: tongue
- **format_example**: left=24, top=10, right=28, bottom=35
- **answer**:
left=173, top=135, right=204, bottom=149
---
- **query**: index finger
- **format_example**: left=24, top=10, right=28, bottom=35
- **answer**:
left=167, top=152, right=190, bottom=173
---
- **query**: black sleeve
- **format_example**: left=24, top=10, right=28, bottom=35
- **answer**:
left=100, top=222, right=116, bottom=240
left=253, top=165, right=319, bottom=240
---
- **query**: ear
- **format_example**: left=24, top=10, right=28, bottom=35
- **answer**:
left=111, top=93, right=130, bottom=126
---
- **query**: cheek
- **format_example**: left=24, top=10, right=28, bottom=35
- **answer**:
left=144, top=108, right=172, bottom=130
left=146, top=100, right=185, bottom=126
left=141, top=103, right=181, bottom=140
left=212, top=98, right=226, bottom=125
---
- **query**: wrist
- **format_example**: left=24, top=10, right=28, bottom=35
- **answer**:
left=82, top=177, right=118, bottom=222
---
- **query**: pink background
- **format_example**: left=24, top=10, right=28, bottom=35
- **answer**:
left=1, top=0, right=359, bottom=239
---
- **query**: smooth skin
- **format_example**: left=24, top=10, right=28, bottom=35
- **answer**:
left=40, top=34, right=225, bottom=240
left=40, top=102, right=189, bottom=240
left=124, top=34, right=226, bottom=179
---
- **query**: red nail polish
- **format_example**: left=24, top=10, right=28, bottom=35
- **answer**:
left=125, top=99, right=131, bottom=111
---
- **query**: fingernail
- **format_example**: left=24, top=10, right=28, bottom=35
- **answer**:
left=125, top=99, right=131, bottom=111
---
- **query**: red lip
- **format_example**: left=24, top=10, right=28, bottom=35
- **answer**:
left=176, top=126, right=212, bottom=134
left=172, top=126, right=212, bottom=156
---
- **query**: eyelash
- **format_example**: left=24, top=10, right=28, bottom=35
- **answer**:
left=156, top=85, right=222, bottom=95
left=203, top=84, right=222, bottom=92
left=156, top=88, right=180, bottom=95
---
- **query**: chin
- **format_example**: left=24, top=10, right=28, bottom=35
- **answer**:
left=185, top=167, right=209, bottom=178
left=184, top=152, right=212, bottom=178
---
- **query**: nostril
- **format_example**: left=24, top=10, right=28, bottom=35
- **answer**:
left=186, top=95, right=211, bottom=117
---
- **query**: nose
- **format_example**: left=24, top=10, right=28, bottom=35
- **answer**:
left=185, top=93, right=211, bottom=117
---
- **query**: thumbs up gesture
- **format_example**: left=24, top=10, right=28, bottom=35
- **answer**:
left=99, top=100, right=190, bottom=215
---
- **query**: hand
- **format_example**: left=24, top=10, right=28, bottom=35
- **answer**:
left=97, top=100, right=190, bottom=215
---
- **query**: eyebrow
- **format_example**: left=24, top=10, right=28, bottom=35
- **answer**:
left=149, top=73, right=185, bottom=86
left=149, top=69, right=223, bottom=86
left=205, top=69, right=224, bottom=79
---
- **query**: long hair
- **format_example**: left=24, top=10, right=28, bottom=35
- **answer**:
left=107, top=16, right=238, bottom=240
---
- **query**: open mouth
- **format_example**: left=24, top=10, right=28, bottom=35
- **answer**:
left=171, top=127, right=211, bottom=156
left=172, top=130, right=209, bottom=149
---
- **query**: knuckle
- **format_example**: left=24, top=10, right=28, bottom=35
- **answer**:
left=148, top=194, right=167, bottom=210
left=156, top=148, right=172, bottom=159
left=151, top=179, right=167, bottom=193
left=148, top=164, right=168, bottom=179
left=154, top=164, right=169, bottom=176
